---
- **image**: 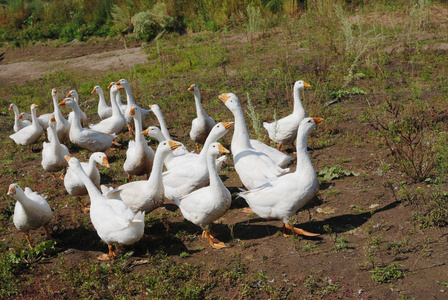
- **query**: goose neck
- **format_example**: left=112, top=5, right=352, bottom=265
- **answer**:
left=293, top=87, right=305, bottom=115
left=232, top=106, right=252, bottom=151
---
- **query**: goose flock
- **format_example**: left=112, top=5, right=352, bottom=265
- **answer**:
left=7, top=79, right=320, bottom=260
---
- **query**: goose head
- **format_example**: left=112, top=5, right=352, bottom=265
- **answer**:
left=218, top=93, right=240, bottom=112
left=149, top=104, right=161, bottom=115
left=209, top=142, right=230, bottom=157
left=52, top=88, right=58, bottom=97
left=115, top=79, right=130, bottom=90
left=58, top=97, right=76, bottom=110
left=7, top=183, right=21, bottom=196
left=91, top=152, right=110, bottom=168
left=294, top=80, right=311, bottom=91
left=65, top=155, right=82, bottom=171
left=141, top=126, right=165, bottom=141
left=188, top=84, right=200, bottom=95
left=298, top=117, right=323, bottom=134
left=48, top=115, right=56, bottom=128
left=92, top=86, right=102, bottom=94
left=30, top=103, right=38, bottom=113
left=9, top=103, right=18, bottom=113
left=107, top=82, right=115, bottom=89
left=66, top=90, right=79, bottom=102
left=208, top=121, right=234, bottom=141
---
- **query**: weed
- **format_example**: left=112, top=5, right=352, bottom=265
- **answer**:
left=245, top=92, right=264, bottom=140
left=179, top=251, right=190, bottom=258
left=332, top=237, right=348, bottom=252
left=373, top=98, right=445, bottom=182
left=364, top=234, right=383, bottom=269
left=318, top=165, right=359, bottom=182
left=370, top=263, right=404, bottom=283
left=301, top=241, right=318, bottom=252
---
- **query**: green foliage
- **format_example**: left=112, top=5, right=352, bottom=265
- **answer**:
left=370, top=263, right=404, bottom=283
left=330, top=87, right=368, bottom=99
left=318, top=165, right=359, bottom=182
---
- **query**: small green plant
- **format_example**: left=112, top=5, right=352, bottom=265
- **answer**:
left=318, top=165, right=359, bottom=182
left=302, top=241, right=318, bottom=252
left=332, top=237, right=348, bottom=252
left=330, top=87, right=368, bottom=100
left=370, top=263, right=404, bottom=283
left=179, top=252, right=190, bottom=258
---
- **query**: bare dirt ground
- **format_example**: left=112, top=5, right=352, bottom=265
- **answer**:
left=1, top=36, right=448, bottom=299
left=0, top=39, right=145, bottom=87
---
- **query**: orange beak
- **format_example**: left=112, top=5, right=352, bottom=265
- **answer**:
left=169, top=141, right=182, bottom=150
left=32, top=104, right=38, bottom=109
left=107, top=83, right=113, bottom=89
left=66, top=92, right=72, bottom=97
left=141, top=128, right=149, bottom=136
left=52, top=88, right=57, bottom=94
left=7, top=185, right=16, bottom=195
left=304, top=82, right=311, bottom=88
left=129, top=107, right=135, bottom=115
left=311, top=117, right=323, bottom=124
left=218, top=144, right=230, bottom=154
left=91, top=87, right=96, bottom=93
left=102, top=157, right=110, bottom=168
left=18, top=113, right=23, bottom=120
left=64, top=155, right=72, bottom=162
left=188, top=85, right=195, bottom=92
left=222, top=122, right=234, bottom=129
left=58, top=99, right=66, bottom=106
left=50, top=116, right=56, bottom=122
left=218, top=93, right=230, bottom=103
left=9, top=104, right=13, bottom=110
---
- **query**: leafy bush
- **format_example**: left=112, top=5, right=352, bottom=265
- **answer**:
left=318, top=165, right=359, bottom=182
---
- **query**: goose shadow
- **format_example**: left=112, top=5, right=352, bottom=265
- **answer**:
left=300, top=200, right=402, bottom=234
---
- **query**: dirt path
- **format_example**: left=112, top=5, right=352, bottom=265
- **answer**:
left=0, top=42, right=147, bottom=87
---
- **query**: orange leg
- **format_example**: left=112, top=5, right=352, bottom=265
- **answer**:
left=202, top=230, right=226, bottom=249
left=127, top=175, right=132, bottom=182
left=127, top=124, right=134, bottom=137
left=24, top=233, right=34, bottom=248
left=277, top=143, right=282, bottom=151
left=282, top=223, right=319, bottom=237
left=43, top=225, right=52, bottom=240
left=77, top=197, right=90, bottom=213
left=196, top=144, right=201, bottom=153
left=98, top=244, right=116, bottom=261
left=241, top=207, right=253, bottom=214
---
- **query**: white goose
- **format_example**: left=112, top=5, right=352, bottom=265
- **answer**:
left=108, top=82, right=127, bottom=115
left=18, top=111, right=50, bottom=132
left=123, top=107, right=155, bottom=182
left=188, top=84, right=216, bottom=152
left=7, top=183, right=53, bottom=248
left=64, top=152, right=110, bottom=212
left=104, top=140, right=181, bottom=213
left=66, top=90, right=88, bottom=127
left=174, top=142, right=231, bottom=249
left=115, top=79, right=151, bottom=134
left=9, top=103, right=31, bottom=132
left=41, top=116, right=70, bottom=179
left=65, top=155, right=144, bottom=261
left=163, top=122, right=233, bottom=201
left=89, top=84, right=127, bottom=135
left=59, top=98, right=116, bottom=152
left=49, top=88, right=71, bottom=143
left=263, top=80, right=311, bottom=151
left=92, top=85, right=112, bottom=119
left=238, top=117, right=323, bottom=237
left=219, top=93, right=289, bottom=190
left=9, top=103, right=44, bottom=147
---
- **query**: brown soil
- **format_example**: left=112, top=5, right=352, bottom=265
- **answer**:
left=1, top=36, right=447, bottom=299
